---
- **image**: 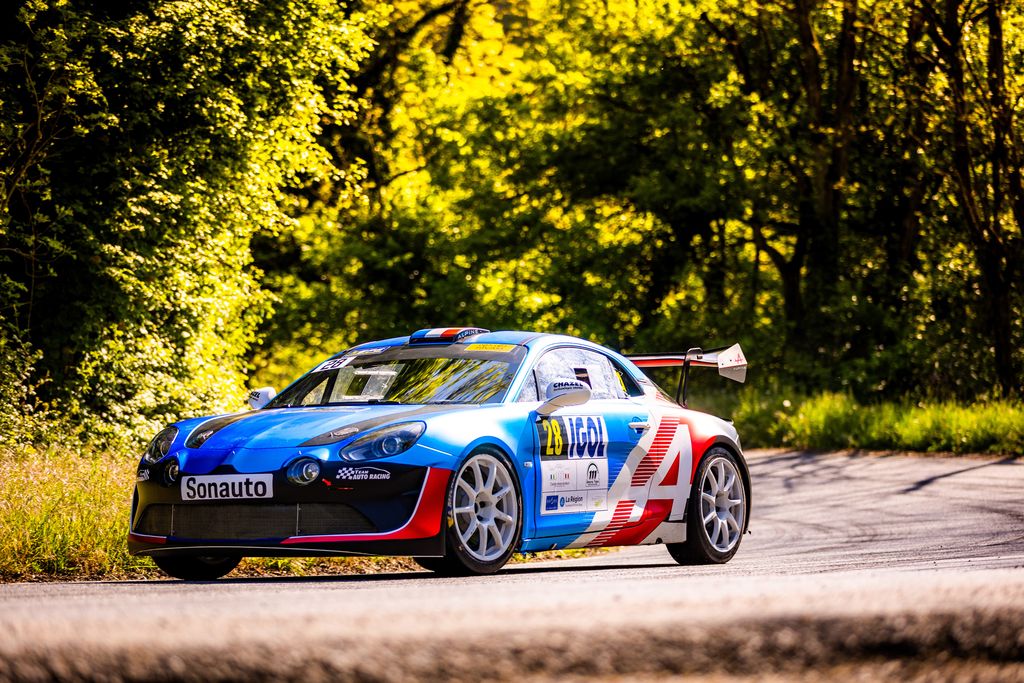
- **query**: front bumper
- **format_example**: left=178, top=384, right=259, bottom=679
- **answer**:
left=128, top=459, right=451, bottom=558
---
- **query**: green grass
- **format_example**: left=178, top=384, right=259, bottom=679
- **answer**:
left=736, top=392, right=1024, bottom=454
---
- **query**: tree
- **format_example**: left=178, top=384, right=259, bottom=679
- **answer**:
left=0, top=0, right=372, bottom=442
left=921, top=0, right=1023, bottom=396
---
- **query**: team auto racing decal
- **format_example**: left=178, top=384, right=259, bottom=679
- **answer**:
left=567, top=410, right=693, bottom=548
left=537, top=415, right=610, bottom=515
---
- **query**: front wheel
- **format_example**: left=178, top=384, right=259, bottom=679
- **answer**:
left=420, top=449, right=522, bottom=576
left=667, top=447, right=747, bottom=565
left=153, top=554, right=241, bottom=581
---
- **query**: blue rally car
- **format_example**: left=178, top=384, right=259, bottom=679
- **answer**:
left=129, top=327, right=750, bottom=579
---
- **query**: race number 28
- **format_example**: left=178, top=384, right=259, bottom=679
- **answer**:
left=537, top=416, right=607, bottom=459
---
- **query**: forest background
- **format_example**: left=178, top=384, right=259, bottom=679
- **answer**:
left=0, top=0, right=1021, bottom=575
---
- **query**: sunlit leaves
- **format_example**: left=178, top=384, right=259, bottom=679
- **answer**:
left=0, top=0, right=374, bottom=445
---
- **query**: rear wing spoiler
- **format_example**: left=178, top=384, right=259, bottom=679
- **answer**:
left=626, top=344, right=746, bottom=407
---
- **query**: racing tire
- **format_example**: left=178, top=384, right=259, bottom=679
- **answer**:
left=153, top=554, right=241, bottom=581
left=421, top=448, right=523, bottom=576
left=667, top=447, right=747, bottom=565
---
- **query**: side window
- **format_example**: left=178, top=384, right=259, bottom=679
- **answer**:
left=517, top=370, right=539, bottom=402
left=610, top=359, right=645, bottom=397
left=532, top=347, right=625, bottom=400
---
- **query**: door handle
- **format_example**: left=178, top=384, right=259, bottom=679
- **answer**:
left=628, top=421, right=650, bottom=431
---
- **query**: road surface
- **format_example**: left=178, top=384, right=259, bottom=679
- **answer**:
left=2, top=449, right=1023, bottom=681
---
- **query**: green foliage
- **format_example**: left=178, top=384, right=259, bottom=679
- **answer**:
left=735, top=391, right=1024, bottom=455
left=249, top=0, right=1021, bottom=406
left=0, top=0, right=373, bottom=446
left=1, top=0, right=1022, bottom=447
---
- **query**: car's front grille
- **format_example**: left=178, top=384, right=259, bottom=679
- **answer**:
left=134, top=503, right=377, bottom=539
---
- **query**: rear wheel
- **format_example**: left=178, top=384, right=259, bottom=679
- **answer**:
left=153, top=555, right=241, bottom=581
left=667, top=447, right=747, bottom=565
left=418, top=449, right=522, bottom=576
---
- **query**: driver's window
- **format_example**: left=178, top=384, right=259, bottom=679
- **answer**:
left=530, top=347, right=624, bottom=400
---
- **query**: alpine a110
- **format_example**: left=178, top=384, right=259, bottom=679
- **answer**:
left=129, top=327, right=750, bottom=579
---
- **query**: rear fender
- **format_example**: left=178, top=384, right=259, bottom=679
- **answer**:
left=690, top=433, right=751, bottom=533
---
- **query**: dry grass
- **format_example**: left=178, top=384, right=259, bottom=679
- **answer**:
left=0, top=444, right=613, bottom=582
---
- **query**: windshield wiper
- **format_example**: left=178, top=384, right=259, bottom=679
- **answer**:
left=323, top=398, right=404, bottom=406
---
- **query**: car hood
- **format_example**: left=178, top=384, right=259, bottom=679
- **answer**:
left=186, top=404, right=456, bottom=451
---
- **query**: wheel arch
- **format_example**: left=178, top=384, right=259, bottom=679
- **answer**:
left=693, top=436, right=752, bottom=533
left=446, top=441, right=527, bottom=566
left=453, top=438, right=525, bottom=522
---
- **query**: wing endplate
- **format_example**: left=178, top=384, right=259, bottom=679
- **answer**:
left=627, top=343, right=747, bottom=384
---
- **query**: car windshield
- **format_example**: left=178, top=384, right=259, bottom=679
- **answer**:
left=265, top=343, right=527, bottom=408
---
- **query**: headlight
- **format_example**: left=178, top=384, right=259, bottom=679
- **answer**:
left=142, top=426, right=179, bottom=464
left=338, top=422, right=425, bottom=462
left=287, top=458, right=321, bottom=486
left=163, top=458, right=180, bottom=485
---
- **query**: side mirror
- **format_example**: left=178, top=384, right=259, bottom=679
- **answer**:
left=537, top=379, right=591, bottom=416
left=248, top=387, right=277, bottom=410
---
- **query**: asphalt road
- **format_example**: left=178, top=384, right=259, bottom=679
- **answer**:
left=2, top=449, right=1024, bottom=682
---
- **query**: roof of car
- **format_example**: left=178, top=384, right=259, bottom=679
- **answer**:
left=347, top=330, right=547, bottom=352
left=338, top=329, right=640, bottom=378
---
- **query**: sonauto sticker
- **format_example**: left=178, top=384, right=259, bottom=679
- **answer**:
left=180, top=473, right=274, bottom=501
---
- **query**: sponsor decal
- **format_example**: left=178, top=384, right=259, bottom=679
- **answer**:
left=541, top=461, right=575, bottom=493
left=193, top=429, right=215, bottom=443
left=536, top=415, right=608, bottom=459
left=538, top=416, right=609, bottom=515
left=181, top=473, right=273, bottom=501
left=558, top=493, right=585, bottom=513
left=551, top=379, right=587, bottom=392
left=577, top=458, right=607, bottom=489
left=541, top=488, right=593, bottom=515
left=451, top=328, right=486, bottom=341
left=346, top=347, right=389, bottom=356
left=325, top=427, right=358, bottom=441
left=336, top=466, right=391, bottom=481
left=314, top=357, right=353, bottom=372
left=464, top=343, right=517, bottom=353
left=136, top=469, right=150, bottom=482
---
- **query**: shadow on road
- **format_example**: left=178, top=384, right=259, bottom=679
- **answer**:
left=107, top=559, right=679, bottom=586
left=901, top=456, right=1019, bottom=493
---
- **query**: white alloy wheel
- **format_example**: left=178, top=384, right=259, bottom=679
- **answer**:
left=699, top=455, right=746, bottom=553
left=452, top=453, right=519, bottom=562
